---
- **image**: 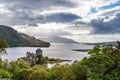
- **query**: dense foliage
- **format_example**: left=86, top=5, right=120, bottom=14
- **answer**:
left=0, top=36, right=8, bottom=55
left=81, top=42, right=120, bottom=79
left=0, top=25, right=50, bottom=47
left=0, top=36, right=8, bottom=48
left=0, top=41, right=120, bottom=80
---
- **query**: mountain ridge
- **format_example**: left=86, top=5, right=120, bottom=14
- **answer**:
left=84, top=41, right=117, bottom=45
left=0, top=25, right=50, bottom=47
left=44, top=35, right=79, bottom=43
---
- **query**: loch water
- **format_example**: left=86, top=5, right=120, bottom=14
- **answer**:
left=2, top=43, right=93, bottom=61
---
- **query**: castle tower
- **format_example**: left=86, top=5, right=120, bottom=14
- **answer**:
left=36, top=48, right=42, bottom=56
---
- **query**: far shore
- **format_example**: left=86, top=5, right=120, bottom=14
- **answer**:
left=72, top=49, right=91, bottom=52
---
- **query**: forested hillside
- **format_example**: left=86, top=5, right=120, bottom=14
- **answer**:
left=0, top=25, right=50, bottom=47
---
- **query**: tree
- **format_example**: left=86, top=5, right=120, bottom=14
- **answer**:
left=14, top=69, right=28, bottom=80
left=25, top=65, right=47, bottom=80
left=88, top=44, right=102, bottom=55
left=81, top=55, right=114, bottom=79
left=35, top=55, right=44, bottom=65
left=0, top=69, right=12, bottom=79
left=81, top=43, right=120, bottom=79
left=71, top=62, right=87, bottom=80
left=8, top=59, right=29, bottom=79
left=47, top=64, right=76, bottom=80
left=0, top=36, right=8, bottom=56
left=0, top=59, right=9, bottom=70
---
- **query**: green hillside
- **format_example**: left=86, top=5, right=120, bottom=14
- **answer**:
left=20, top=33, right=50, bottom=47
left=0, top=25, right=50, bottom=47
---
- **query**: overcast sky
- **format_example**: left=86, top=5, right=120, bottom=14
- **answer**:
left=0, top=0, right=120, bottom=43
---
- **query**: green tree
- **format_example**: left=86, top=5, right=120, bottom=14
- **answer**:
left=0, top=69, right=12, bottom=79
left=35, top=55, right=44, bottom=65
left=81, top=43, right=120, bottom=79
left=88, top=44, right=102, bottom=55
left=14, top=69, right=28, bottom=80
left=71, top=62, right=87, bottom=80
left=0, top=36, right=8, bottom=56
left=26, top=65, right=47, bottom=80
left=0, top=59, right=9, bottom=70
left=81, top=55, right=114, bottom=79
left=47, top=64, right=76, bottom=80
left=8, top=59, right=29, bottom=79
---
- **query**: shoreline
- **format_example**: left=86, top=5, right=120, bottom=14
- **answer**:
left=72, top=49, right=91, bottom=52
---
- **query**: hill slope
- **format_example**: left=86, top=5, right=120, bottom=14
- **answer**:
left=20, top=33, right=50, bottom=47
left=0, top=25, right=50, bottom=47
left=44, top=35, right=78, bottom=43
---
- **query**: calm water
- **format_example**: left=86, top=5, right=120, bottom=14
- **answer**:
left=2, top=43, right=93, bottom=61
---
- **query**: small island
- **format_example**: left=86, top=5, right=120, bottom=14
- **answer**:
left=72, top=49, right=91, bottom=52
left=20, top=48, right=71, bottom=66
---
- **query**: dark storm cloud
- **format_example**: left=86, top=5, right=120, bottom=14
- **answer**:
left=91, top=12, right=120, bottom=34
left=1, top=0, right=75, bottom=11
left=45, top=13, right=81, bottom=23
left=9, top=10, right=45, bottom=25
left=9, top=12, right=81, bottom=25
left=0, top=0, right=76, bottom=26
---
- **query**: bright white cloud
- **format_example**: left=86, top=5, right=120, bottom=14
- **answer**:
left=0, top=0, right=120, bottom=43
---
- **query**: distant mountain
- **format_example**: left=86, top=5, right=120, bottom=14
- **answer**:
left=85, top=41, right=117, bottom=45
left=44, top=35, right=79, bottom=43
left=0, top=25, right=50, bottom=47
